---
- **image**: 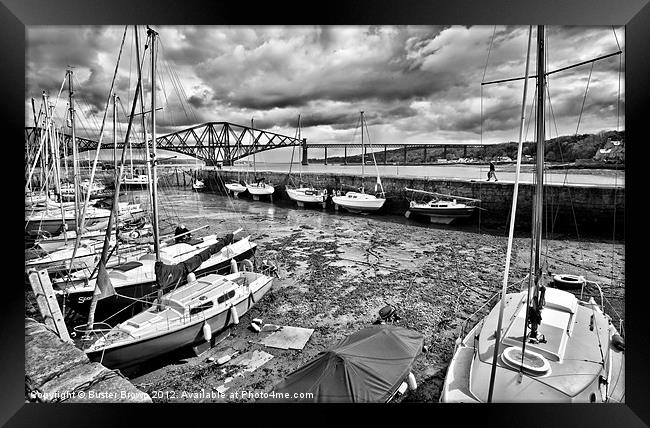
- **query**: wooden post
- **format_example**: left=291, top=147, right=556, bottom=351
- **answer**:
left=344, top=146, right=348, bottom=165
left=27, top=269, right=71, bottom=342
left=324, top=147, right=328, bottom=165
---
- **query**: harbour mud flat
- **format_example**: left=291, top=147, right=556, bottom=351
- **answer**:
left=115, top=203, right=624, bottom=403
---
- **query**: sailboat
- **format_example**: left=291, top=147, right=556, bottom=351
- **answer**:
left=54, top=26, right=259, bottom=324
left=24, top=85, right=143, bottom=237
left=81, top=27, right=274, bottom=369
left=441, top=26, right=624, bottom=403
left=85, top=262, right=275, bottom=369
left=331, top=111, right=386, bottom=213
left=404, top=188, right=480, bottom=224
left=245, top=118, right=275, bottom=200
left=285, top=115, right=328, bottom=208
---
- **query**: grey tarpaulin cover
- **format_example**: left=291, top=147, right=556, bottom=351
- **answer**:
left=266, top=324, right=424, bottom=402
left=154, top=233, right=234, bottom=289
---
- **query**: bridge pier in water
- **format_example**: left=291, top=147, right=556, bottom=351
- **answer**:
left=301, top=138, right=308, bottom=165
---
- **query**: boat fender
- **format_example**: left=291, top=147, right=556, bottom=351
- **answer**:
left=230, top=305, right=239, bottom=325
left=239, top=259, right=254, bottom=272
left=250, top=322, right=261, bottom=333
left=407, top=372, right=417, bottom=391
left=230, top=258, right=239, bottom=273
left=187, top=272, right=196, bottom=283
left=612, top=334, right=625, bottom=351
left=202, top=322, right=212, bottom=342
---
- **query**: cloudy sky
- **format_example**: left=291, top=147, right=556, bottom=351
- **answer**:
left=26, top=25, right=624, bottom=161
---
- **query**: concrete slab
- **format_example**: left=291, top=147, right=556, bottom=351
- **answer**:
left=257, top=326, right=314, bottom=350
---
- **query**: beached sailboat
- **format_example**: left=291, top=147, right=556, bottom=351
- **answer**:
left=245, top=118, right=275, bottom=200
left=85, top=265, right=274, bottom=369
left=404, top=188, right=480, bottom=224
left=331, top=112, right=386, bottom=213
left=285, top=115, right=327, bottom=208
left=80, top=28, right=273, bottom=369
left=25, top=201, right=143, bottom=235
left=55, top=26, right=259, bottom=324
left=441, top=26, right=624, bottom=403
left=224, top=180, right=247, bottom=197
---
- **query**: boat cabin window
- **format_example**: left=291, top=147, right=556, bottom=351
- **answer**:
left=217, top=289, right=236, bottom=304
left=189, top=300, right=214, bottom=315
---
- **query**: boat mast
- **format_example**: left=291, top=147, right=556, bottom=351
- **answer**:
left=85, top=26, right=145, bottom=331
left=486, top=26, right=533, bottom=403
left=112, top=92, right=119, bottom=256
left=527, top=25, right=546, bottom=341
left=135, top=26, right=154, bottom=208
left=68, top=70, right=81, bottom=236
left=148, top=26, right=161, bottom=261
left=297, top=115, right=302, bottom=185
left=251, top=117, right=256, bottom=180
left=360, top=111, right=365, bottom=192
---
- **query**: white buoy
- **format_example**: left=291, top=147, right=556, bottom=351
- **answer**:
left=230, top=258, right=238, bottom=273
left=407, top=372, right=417, bottom=391
left=230, top=305, right=239, bottom=325
left=187, top=272, right=196, bottom=283
left=250, top=323, right=261, bottom=333
left=202, top=322, right=212, bottom=342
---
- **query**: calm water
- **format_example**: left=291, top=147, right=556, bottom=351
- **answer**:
left=209, top=162, right=624, bottom=188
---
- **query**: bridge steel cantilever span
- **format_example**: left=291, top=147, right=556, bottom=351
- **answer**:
left=25, top=122, right=306, bottom=166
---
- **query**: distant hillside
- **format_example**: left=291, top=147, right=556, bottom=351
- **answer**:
left=312, top=130, right=625, bottom=166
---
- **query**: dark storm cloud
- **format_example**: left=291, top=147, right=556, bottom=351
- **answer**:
left=26, top=25, right=624, bottom=149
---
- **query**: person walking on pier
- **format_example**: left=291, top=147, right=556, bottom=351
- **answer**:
left=487, top=161, right=498, bottom=181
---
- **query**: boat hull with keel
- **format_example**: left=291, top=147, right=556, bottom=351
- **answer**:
left=85, top=269, right=274, bottom=369
left=441, top=284, right=625, bottom=402
left=286, top=187, right=327, bottom=208
left=55, top=235, right=258, bottom=320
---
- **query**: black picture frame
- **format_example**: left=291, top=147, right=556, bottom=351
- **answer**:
left=6, top=0, right=649, bottom=426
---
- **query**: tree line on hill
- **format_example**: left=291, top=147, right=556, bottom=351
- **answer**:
left=313, top=130, right=625, bottom=166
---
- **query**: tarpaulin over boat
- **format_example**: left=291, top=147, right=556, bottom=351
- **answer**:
left=154, top=233, right=234, bottom=289
left=267, top=325, right=424, bottom=402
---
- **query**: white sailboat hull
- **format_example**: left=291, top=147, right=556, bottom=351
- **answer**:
left=332, top=192, right=385, bottom=213
left=246, top=184, right=275, bottom=196
left=441, top=287, right=625, bottom=403
left=225, top=183, right=247, bottom=196
left=86, top=271, right=274, bottom=369
left=286, top=187, right=327, bottom=204
left=406, top=201, right=476, bottom=224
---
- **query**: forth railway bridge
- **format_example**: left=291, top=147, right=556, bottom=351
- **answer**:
left=25, top=121, right=487, bottom=166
